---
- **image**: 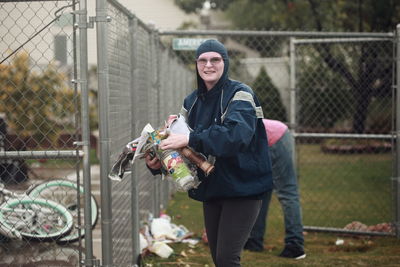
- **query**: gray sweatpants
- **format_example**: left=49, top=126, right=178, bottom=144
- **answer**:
left=203, top=198, right=262, bottom=267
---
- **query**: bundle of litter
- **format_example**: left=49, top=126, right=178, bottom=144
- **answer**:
left=109, top=114, right=215, bottom=192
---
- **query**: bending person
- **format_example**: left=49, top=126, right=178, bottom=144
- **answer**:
left=244, top=119, right=306, bottom=260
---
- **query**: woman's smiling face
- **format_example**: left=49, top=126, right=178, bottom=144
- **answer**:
left=197, top=51, right=224, bottom=90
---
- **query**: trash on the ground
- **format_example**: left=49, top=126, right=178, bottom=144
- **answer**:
left=335, top=239, right=344, bottom=245
left=201, top=228, right=208, bottom=244
left=181, top=238, right=200, bottom=246
left=151, top=216, right=176, bottom=240
left=180, top=250, right=188, bottom=258
left=344, top=221, right=394, bottom=233
left=141, top=213, right=199, bottom=259
left=140, top=233, right=149, bottom=253
left=149, top=241, right=174, bottom=258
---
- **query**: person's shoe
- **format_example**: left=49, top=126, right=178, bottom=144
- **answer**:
left=243, top=245, right=263, bottom=252
left=279, top=244, right=306, bottom=259
left=243, top=241, right=264, bottom=252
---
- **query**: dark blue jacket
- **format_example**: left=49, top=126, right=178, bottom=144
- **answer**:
left=181, top=78, right=273, bottom=202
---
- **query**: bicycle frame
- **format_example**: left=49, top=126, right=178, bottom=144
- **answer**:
left=0, top=182, right=74, bottom=241
left=0, top=184, right=26, bottom=239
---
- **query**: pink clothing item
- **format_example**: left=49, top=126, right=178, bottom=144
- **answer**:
left=263, top=119, right=288, bottom=146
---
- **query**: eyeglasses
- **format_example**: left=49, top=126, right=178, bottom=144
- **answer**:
left=196, top=57, right=223, bottom=66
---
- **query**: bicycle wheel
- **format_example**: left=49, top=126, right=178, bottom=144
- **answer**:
left=0, top=197, right=74, bottom=241
left=28, top=179, right=98, bottom=243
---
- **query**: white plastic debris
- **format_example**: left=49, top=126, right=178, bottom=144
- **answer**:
left=151, top=217, right=176, bottom=240
left=150, top=241, right=174, bottom=258
left=140, top=232, right=149, bottom=253
left=141, top=213, right=199, bottom=259
left=335, top=239, right=344, bottom=246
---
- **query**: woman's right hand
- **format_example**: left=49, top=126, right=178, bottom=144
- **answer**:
left=145, top=153, right=162, bottom=170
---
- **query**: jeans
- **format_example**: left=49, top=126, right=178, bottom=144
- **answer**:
left=204, top=198, right=262, bottom=266
left=245, top=130, right=304, bottom=250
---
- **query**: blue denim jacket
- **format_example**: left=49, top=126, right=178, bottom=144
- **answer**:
left=181, top=79, right=273, bottom=202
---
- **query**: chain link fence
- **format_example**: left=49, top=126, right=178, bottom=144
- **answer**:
left=292, top=37, right=395, bottom=233
left=156, top=31, right=397, bottom=236
left=2, top=0, right=399, bottom=266
left=0, top=0, right=95, bottom=266
left=96, top=23, right=399, bottom=264
left=97, top=0, right=194, bottom=265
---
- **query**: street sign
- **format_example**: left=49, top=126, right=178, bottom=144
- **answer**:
left=172, top=38, right=210, bottom=50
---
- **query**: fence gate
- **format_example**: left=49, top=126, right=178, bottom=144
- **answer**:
left=291, top=36, right=398, bottom=235
left=157, top=30, right=399, bottom=238
left=0, top=0, right=94, bottom=266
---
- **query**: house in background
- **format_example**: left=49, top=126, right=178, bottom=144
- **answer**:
left=85, top=0, right=204, bottom=65
left=0, top=0, right=203, bottom=67
left=113, top=0, right=201, bottom=30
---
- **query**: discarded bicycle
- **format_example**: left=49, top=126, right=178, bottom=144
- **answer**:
left=27, top=179, right=99, bottom=243
left=0, top=179, right=98, bottom=243
left=0, top=182, right=74, bottom=241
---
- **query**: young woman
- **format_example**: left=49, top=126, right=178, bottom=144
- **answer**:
left=147, top=39, right=273, bottom=266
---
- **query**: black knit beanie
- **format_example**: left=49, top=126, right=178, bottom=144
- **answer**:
left=196, top=39, right=229, bottom=61
left=195, top=39, right=229, bottom=92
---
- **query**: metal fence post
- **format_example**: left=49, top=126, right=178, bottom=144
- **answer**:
left=96, top=0, right=113, bottom=265
left=77, top=0, right=94, bottom=265
left=71, top=4, right=85, bottom=263
left=289, top=37, right=296, bottom=131
left=395, top=24, right=400, bottom=239
left=289, top=37, right=298, bottom=168
left=155, top=30, right=163, bottom=217
left=151, top=30, right=161, bottom=218
left=130, top=16, right=141, bottom=265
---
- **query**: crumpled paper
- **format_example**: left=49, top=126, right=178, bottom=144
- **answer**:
left=140, top=213, right=199, bottom=259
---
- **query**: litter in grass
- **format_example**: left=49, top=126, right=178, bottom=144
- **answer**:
left=344, top=221, right=394, bottom=233
left=140, top=213, right=200, bottom=259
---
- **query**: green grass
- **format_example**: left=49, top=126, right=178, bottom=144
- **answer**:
left=298, top=145, right=392, bottom=227
left=141, top=144, right=399, bottom=266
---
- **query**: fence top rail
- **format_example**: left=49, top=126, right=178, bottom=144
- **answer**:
left=293, top=37, right=393, bottom=44
left=0, top=0, right=64, bottom=2
left=108, top=0, right=155, bottom=33
left=158, top=29, right=394, bottom=38
left=108, top=0, right=135, bottom=19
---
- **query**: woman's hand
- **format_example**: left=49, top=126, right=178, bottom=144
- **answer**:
left=145, top=153, right=162, bottom=170
left=160, top=133, right=189, bottom=150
